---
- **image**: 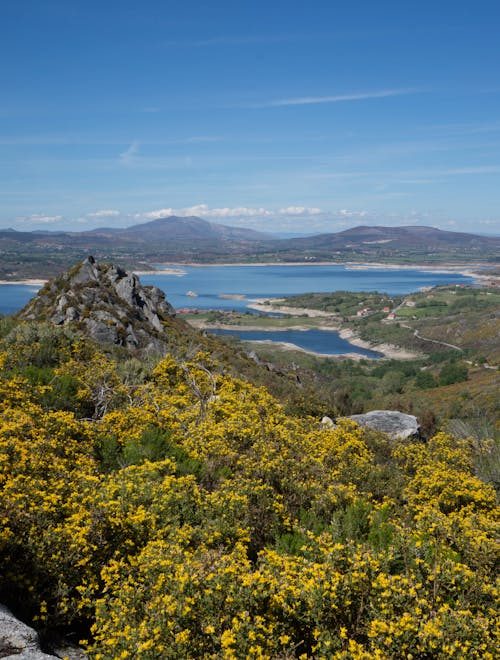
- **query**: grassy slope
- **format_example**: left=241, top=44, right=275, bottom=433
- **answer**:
left=179, top=286, right=499, bottom=438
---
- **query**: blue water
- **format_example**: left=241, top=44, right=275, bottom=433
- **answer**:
left=210, top=328, right=382, bottom=358
left=0, top=264, right=474, bottom=316
left=139, top=264, right=473, bottom=311
left=0, top=284, right=42, bottom=316
left=0, top=264, right=474, bottom=357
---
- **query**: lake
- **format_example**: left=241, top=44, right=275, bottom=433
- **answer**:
left=0, top=264, right=474, bottom=357
left=0, top=284, right=43, bottom=316
left=209, top=328, right=382, bottom=359
left=138, top=264, right=473, bottom=311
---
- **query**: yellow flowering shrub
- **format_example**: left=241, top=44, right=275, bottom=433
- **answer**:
left=0, top=340, right=498, bottom=658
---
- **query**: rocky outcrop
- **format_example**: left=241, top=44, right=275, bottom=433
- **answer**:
left=0, top=604, right=87, bottom=660
left=0, top=604, right=56, bottom=659
left=346, top=410, right=420, bottom=439
left=18, top=257, right=176, bottom=351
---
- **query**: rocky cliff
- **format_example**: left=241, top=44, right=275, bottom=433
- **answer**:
left=18, top=257, right=176, bottom=351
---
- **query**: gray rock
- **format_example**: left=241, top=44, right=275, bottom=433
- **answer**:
left=69, top=257, right=98, bottom=286
left=114, top=273, right=139, bottom=307
left=84, top=318, right=119, bottom=346
left=56, top=295, right=68, bottom=312
left=125, top=324, right=139, bottom=348
left=65, top=307, right=79, bottom=322
left=346, top=410, right=420, bottom=439
left=52, top=645, right=88, bottom=660
left=0, top=604, right=57, bottom=659
left=51, top=313, right=65, bottom=325
left=17, top=258, right=177, bottom=352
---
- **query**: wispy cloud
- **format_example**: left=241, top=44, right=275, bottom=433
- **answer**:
left=119, top=141, right=140, bottom=164
left=251, top=88, right=421, bottom=108
left=87, top=209, right=121, bottom=218
left=162, top=33, right=321, bottom=48
left=16, top=214, right=63, bottom=225
left=278, top=206, right=322, bottom=215
left=0, top=133, right=224, bottom=146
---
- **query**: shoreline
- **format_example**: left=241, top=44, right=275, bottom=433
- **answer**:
left=239, top=339, right=372, bottom=361
left=0, top=278, right=47, bottom=286
left=149, top=260, right=496, bottom=283
left=247, top=299, right=335, bottom=317
left=188, top=318, right=418, bottom=360
left=1, top=260, right=496, bottom=286
left=338, top=328, right=421, bottom=360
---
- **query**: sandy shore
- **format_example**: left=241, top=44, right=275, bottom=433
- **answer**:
left=242, top=339, right=371, bottom=361
left=247, top=299, right=337, bottom=317
left=339, top=328, right=421, bottom=360
left=133, top=267, right=187, bottom=276
left=150, top=260, right=496, bottom=282
left=188, top=320, right=339, bottom=333
left=0, top=278, right=47, bottom=286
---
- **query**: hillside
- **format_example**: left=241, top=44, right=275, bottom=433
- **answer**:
left=0, top=293, right=498, bottom=658
left=10, top=258, right=340, bottom=418
left=184, top=285, right=499, bottom=437
left=96, top=215, right=270, bottom=242
left=266, top=225, right=500, bottom=263
left=17, top=256, right=177, bottom=352
left=1, top=219, right=499, bottom=279
left=280, top=285, right=500, bottom=363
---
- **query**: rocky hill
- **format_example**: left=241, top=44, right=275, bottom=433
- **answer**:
left=17, top=256, right=176, bottom=352
left=13, top=258, right=318, bottom=410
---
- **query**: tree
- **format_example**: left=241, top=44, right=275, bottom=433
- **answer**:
left=439, top=362, right=468, bottom=386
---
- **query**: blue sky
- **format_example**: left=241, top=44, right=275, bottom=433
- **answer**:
left=1, top=0, right=499, bottom=234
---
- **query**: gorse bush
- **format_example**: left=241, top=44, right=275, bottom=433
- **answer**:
left=0, top=331, right=498, bottom=659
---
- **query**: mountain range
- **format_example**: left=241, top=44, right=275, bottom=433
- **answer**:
left=1, top=216, right=499, bottom=280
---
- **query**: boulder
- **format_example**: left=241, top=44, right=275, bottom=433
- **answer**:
left=346, top=410, right=419, bottom=440
left=0, top=604, right=57, bottom=659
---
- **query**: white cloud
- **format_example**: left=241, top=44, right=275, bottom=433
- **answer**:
left=254, top=88, right=420, bottom=108
left=336, top=209, right=369, bottom=218
left=16, top=214, right=63, bottom=224
left=87, top=209, right=121, bottom=218
left=135, top=205, right=383, bottom=226
left=205, top=206, right=274, bottom=218
left=138, top=204, right=276, bottom=220
left=139, top=207, right=175, bottom=219
left=11, top=204, right=489, bottom=235
left=279, top=206, right=322, bottom=215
